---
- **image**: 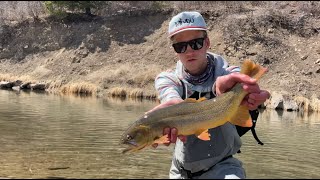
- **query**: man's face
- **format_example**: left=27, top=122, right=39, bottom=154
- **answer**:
left=171, top=30, right=210, bottom=75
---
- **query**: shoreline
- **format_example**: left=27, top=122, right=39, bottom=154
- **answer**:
left=1, top=80, right=319, bottom=114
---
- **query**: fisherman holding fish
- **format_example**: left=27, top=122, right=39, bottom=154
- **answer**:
left=149, top=11, right=270, bottom=179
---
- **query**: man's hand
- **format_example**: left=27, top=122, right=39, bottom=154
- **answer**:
left=215, top=73, right=270, bottom=110
left=151, top=127, right=187, bottom=148
left=145, top=99, right=187, bottom=148
left=145, top=98, right=184, bottom=114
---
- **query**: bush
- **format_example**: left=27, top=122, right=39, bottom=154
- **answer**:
left=44, top=1, right=107, bottom=17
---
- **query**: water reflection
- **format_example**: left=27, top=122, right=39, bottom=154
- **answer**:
left=0, top=90, right=319, bottom=178
left=238, top=109, right=320, bottom=179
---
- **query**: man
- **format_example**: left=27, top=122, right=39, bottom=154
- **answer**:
left=148, top=11, right=270, bottom=179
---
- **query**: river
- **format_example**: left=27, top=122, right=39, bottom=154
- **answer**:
left=0, top=90, right=319, bottom=178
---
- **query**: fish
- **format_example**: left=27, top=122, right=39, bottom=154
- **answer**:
left=120, top=59, right=267, bottom=153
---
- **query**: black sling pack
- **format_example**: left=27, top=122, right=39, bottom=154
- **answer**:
left=180, top=80, right=264, bottom=153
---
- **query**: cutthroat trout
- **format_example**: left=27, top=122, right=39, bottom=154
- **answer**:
left=120, top=59, right=267, bottom=153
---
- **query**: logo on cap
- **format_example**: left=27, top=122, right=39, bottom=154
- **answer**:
left=174, top=16, right=195, bottom=27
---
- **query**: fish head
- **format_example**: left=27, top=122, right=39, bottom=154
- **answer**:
left=120, top=124, right=152, bottom=154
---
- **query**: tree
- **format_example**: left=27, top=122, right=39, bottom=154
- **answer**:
left=44, top=1, right=106, bottom=16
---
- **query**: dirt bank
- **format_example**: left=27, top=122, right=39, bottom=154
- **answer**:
left=0, top=2, right=319, bottom=112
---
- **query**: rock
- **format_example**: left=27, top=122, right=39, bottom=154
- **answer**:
left=0, top=81, right=12, bottom=89
left=283, top=96, right=298, bottom=111
left=14, top=80, right=22, bottom=86
left=0, top=81, right=21, bottom=89
left=12, top=86, right=20, bottom=91
left=266, top=91, right=284, bottom=109
left=20, top=82, right=31, bottom=89
left=78, top=49, right=89, bottom=58
left=266, top=91, right=298, bottom=111
left=96, top=47, right=102, bottom=53
left=290, top=10, right=297, bottom=14
left=302, top=70, right=312, bottom=75
left=267, top=28, right=274, bottom=33
left=262, top=58, right=270, bottom=64
left=300, top=55, right=308, bottom=60
left=72, top=56, right=81, bottom=63
left=79, top=42, right=85, bottom=49
left=246, top=51, right=257, bottom=56
left=30, top=83, right=46, bottom=90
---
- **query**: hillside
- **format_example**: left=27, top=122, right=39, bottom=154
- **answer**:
left=0, top=2, right=319, bottom=112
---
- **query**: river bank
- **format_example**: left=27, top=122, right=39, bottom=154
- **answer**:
left=0, top=1, right=319, bottom=112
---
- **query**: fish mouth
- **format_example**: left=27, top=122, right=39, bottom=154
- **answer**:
left=124, top=140, right=138, bottom=147
left=121, top=140, right=138, bottom=154
left=122, top=146, right=136, bottom=154
left=122, top=142, right=148, bottom=154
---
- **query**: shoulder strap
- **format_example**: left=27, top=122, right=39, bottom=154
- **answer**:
left=180, top=79, right=186, bottom=100
left=249, top=109, right=264, bottom=145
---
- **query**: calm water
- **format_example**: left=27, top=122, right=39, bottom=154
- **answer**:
left=0, top=90, right=320, bottom=179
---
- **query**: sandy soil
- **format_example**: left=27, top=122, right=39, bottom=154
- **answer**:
left=0, top=2, right=319, bottom=111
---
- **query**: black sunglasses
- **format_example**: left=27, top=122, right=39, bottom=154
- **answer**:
left=172, top=37, right=206, bottom=53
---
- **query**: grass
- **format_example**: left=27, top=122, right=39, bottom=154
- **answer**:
left=107, top=86, right=157, bottom=100
left=60, top=82, right=99, bottom=95
left=0, top=74, right=99, bottom=96
left=0, top=72, right=157, bottom=99
left=108, top=87, right=128, bottom=97
left=0, top=73, right=34, bottom=83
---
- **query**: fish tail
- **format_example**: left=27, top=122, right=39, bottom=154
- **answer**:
left=230, top=105, right=253, bottom=127
left=240, top=59, right=268, bottom=81
left=229, top=60, right=267, bottom=127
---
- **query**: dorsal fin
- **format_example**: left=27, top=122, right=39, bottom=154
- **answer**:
left=183, top=97, right=207, bottom=103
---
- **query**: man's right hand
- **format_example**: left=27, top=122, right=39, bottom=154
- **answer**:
left=151, top=127, right=187, bottom=148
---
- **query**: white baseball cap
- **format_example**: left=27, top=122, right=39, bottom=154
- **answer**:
left=168, top=11, right=207, bottom=38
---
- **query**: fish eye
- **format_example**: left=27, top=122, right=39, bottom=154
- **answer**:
left=126, top=135, right=133, bottom=140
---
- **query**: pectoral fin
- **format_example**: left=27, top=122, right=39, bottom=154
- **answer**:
left=195, top=129, right=211, bottom=141
left=230, top=105, right=253, bottom=127
left=153, top=134, right=170, bottom=144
